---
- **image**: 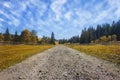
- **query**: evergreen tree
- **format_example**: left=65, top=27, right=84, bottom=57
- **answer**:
left=50, top=32, right=55, bottom=44
left=79, top=20, right=120, bottom=43
left=96, top=25, right=102, bottom=39
left=116, top=20, right=120, bottom=40
left=80, top=29, right=86, bottom=43
left=31, top=30, right=37, bottom=36
left=4, top=28, right=11, bottom=41
left=69, top=35, right=80, bottom=43
left=13, top=31, right=19, bottom=43
left=59, top=39, right=68, bottom=44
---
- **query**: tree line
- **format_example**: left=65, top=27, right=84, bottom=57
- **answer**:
left=0, top=20, right=120, bottom=44
left=59, top=20, right=120, bottom=44
left=0, top=28, right=55, bottom=45
left=80, top=20, right=120, bottom=43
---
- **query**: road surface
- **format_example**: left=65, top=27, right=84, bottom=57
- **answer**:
left=0, top=45, right=120, bottom=80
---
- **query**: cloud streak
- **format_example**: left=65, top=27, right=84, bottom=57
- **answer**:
left=0, top=0, right=120, bottom=39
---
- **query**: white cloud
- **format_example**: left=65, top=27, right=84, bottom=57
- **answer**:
left=94, top=11, right=108, bottom=23
left=8, top=21, right=12, bottom=25
left=10, top=10, right=20, bottom=18
left=64, top=11, right=72, bottom=20
left=3, top=2, right=12, bottom=8
left=9, top=16, right=20, bottom=27
left=107, top=0, right=120, bottom=7
left=72, top=0, right=120, bottom=27
left=13, top=18, right=20, bottom=27
left=73, top=9, right=93, bottom=27
left=0, top=0, right=120, bottom=39
left=0, top=10, right=9, bottom=18
left=51, top=0, right=67, bottom=21
left=92, top=0, right=120, bottom=24
left=115, top=8, right=120, bottom=18
left=0, top=18, right=4, bottom=22
left=37, top=3, right=47, bottom=17
left=107, top=0, right=120, bottom=18
left=0, top=9, right=20, bottom=27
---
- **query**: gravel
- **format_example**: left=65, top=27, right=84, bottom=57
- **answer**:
left=0, top=45, right=120, bottom=80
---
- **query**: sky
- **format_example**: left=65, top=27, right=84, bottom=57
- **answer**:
left=0, top=0, right=120, bottom=39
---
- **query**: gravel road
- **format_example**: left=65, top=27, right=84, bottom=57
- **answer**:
left=0, top=45, right=120, bottom=80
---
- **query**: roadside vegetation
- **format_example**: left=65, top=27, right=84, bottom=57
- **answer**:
left=0, top=45, right=53, bottom=71
left=0, top=28, right=57, bottom=45
left=60, top=19, right=120, bottom=66
left=0, top=26, right=58, bottom=71
left=0, top=19, right=120, bottom=71
left=67, top=44, right=120, bottom=65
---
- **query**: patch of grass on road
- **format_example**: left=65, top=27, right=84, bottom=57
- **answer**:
left=67, top=44, right=120, bottom=65
left=0, top=45, right=53, bottom=71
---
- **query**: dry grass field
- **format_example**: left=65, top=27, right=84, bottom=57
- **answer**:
left=67, top=44, right=120, bottom=65
left=0, top=45, right=53, bottom=71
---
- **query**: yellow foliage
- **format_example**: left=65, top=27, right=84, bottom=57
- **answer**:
left=20, top=29, right=31, bottom=43
left=55, top=41, right=59, bottom=45
left=100, top=36, right=109, bottom=42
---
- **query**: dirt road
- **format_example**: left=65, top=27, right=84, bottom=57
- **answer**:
left=0, top=45, right=120, bottom=80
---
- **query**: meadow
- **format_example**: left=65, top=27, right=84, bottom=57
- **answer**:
left=67, top=44, right=120, bottom=65
left=0, top=45, right=53, bottom=71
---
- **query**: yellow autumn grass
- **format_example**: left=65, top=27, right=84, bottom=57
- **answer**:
left=0, top=45, right=53, bottom=71
left=67, top=44, right=120, bottom=65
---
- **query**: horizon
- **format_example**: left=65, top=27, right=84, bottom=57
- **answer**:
left=0, top=0, right=120, bottom=39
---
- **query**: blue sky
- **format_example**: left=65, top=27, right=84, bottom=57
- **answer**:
left=0, top=0, right=120, bottom=39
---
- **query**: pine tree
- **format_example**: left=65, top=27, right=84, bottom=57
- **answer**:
left=79, top=20, right=120, bottom=43
left=4, top=28, right=11, bottom=42
left=31, top=30, right=37, bottom=36
left=50, top=32, right=55, bottom=44
left=14, top=31, right=19, bottom=43
left=116, top=20, right=120, bottom=40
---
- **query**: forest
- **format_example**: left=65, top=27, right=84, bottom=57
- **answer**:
left=0, top=20, right=120, bottom=45
left=59, top=20, right=120, bottom=44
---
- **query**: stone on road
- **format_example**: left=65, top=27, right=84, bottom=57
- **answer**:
left=0, top=45, right=120, bottom=80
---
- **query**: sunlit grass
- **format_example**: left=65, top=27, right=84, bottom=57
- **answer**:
left=67, top=44, right=120, bottom=65
left=0, top=45, right=53, bottom=71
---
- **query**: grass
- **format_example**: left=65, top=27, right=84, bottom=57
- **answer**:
left=67, top=44, right=120, bottom=65
left=0, top=45, right=54, bottom=71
